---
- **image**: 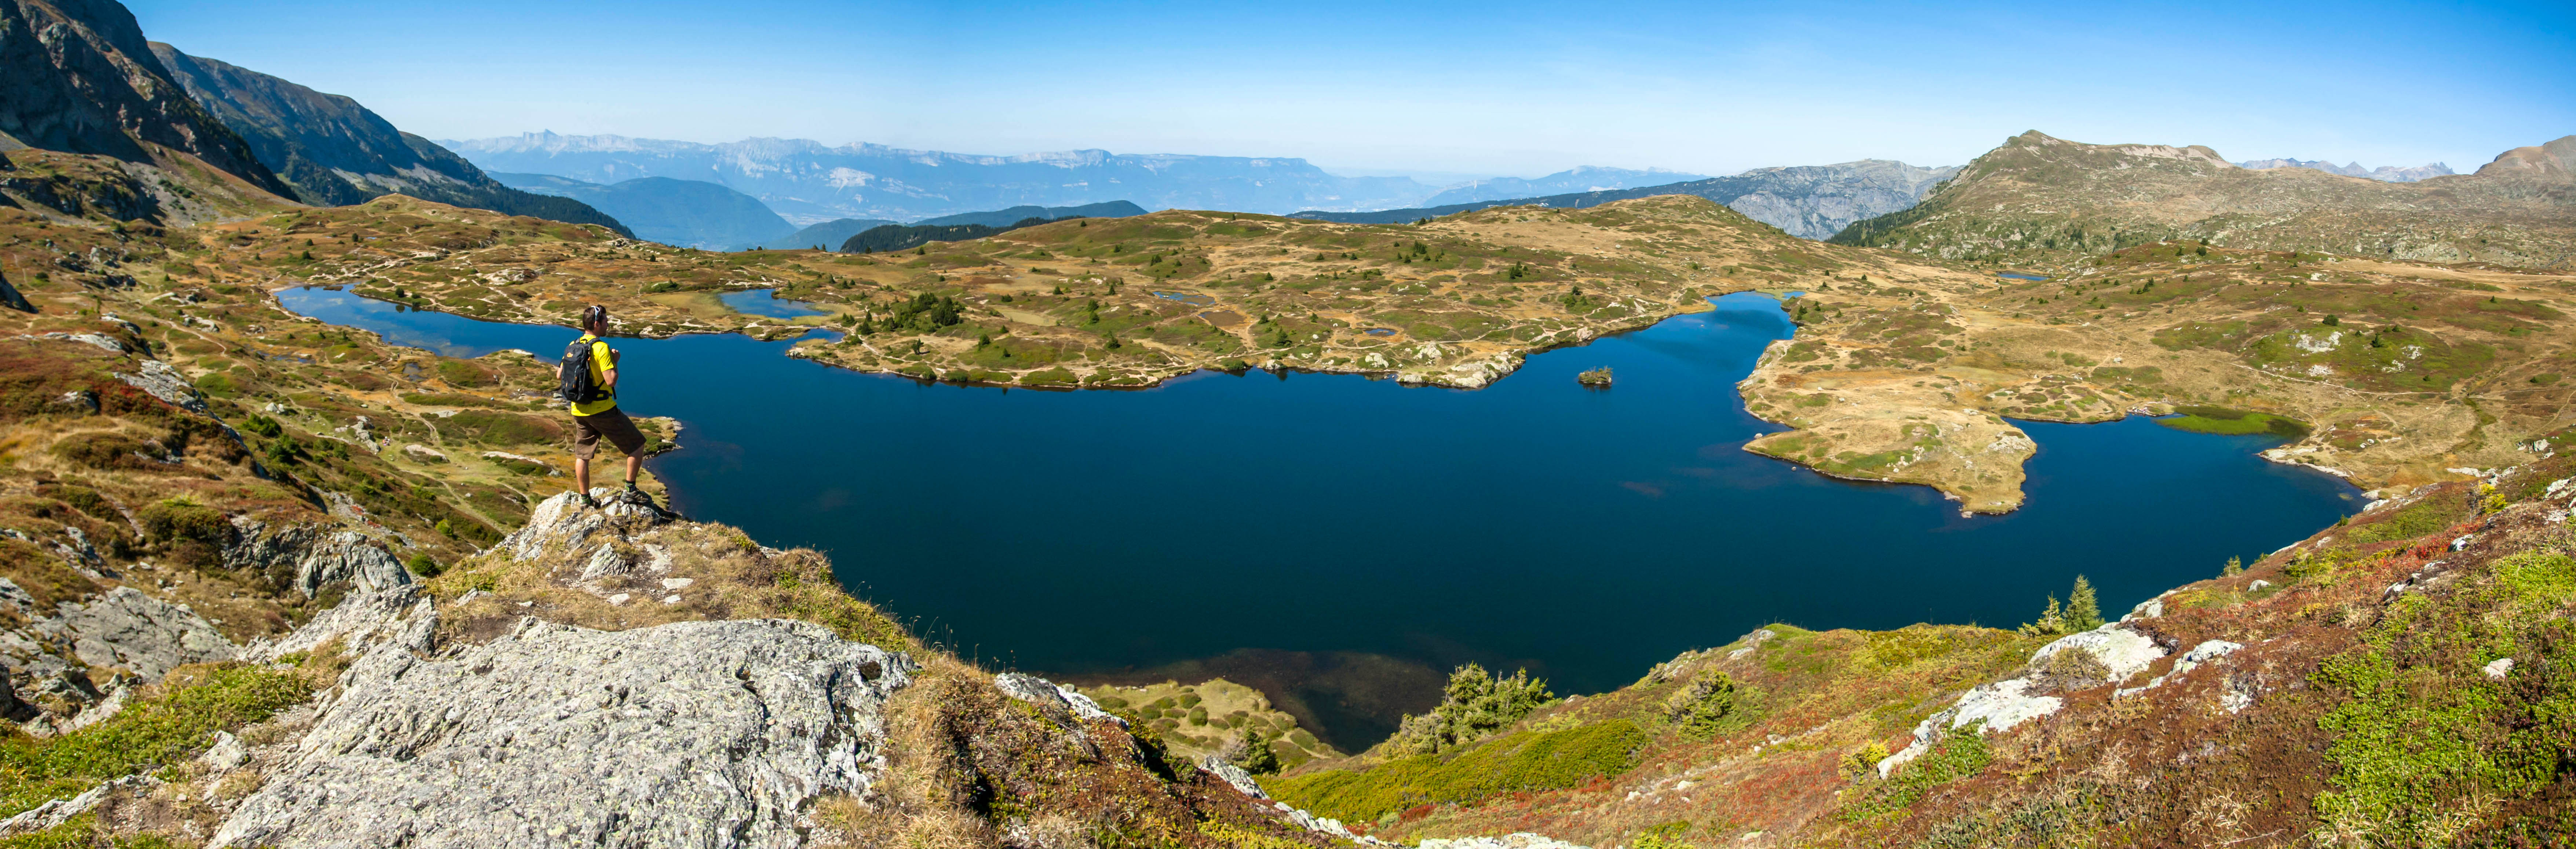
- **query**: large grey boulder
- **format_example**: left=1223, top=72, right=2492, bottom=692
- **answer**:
left=212, top=616, right=913, bottom=849
left=34, top=586, right=234, bottom=680
left=224, top=518, right=411, bottom=598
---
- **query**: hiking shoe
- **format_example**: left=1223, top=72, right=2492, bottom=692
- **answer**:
left=574, top=491, right=599, bottom=509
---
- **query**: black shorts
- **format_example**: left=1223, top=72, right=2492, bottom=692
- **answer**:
left=572, top=407, right=648, bottom=460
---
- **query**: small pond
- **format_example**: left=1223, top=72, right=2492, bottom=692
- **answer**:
left=720, top=289, right=829, bottom=319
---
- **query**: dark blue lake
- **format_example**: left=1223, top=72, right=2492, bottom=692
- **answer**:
left=276, top=287, right=2358, bottom=748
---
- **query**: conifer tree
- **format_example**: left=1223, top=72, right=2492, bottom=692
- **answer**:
left=2066, top=575, right=2103, bottom=631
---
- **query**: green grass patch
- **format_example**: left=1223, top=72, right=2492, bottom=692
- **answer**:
left=1268, top=719, right=1648, bottom=823
left=1842, top=727, right=1992, bottom=821
left=2309, top=583, right=2576, bottom=843
left=2154, top=406, right=2309, bottom=439
left=2347, top=497, right=2466, bottom=544
left=1, top=664, right=311, bottom=818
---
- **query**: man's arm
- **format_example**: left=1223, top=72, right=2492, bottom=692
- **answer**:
left=598, top=343, right=620, bottom=389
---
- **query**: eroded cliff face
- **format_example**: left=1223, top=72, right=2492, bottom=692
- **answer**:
left=0, top=0, right=295, bottom=211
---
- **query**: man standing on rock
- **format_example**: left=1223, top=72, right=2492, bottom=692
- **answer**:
left=562, top=305, right=649, bottom=508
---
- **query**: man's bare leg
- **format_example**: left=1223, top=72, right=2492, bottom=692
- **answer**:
left=574, top=456, right=592, bottom=495
left=623, top=454, right=642, bottom=488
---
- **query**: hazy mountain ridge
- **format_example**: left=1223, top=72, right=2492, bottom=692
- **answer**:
left=2237, top=157, right=2454, bottom=182
left=760, top=217, right=895, bottom=252
left=1830, top=130, right=2576, bottom=268
left=145, top=44, right=631, bottom=237
left=914, top=200, right=1145, bottom=228
left=1418, top=166, right=1710, bottom=207
left=1293, top=159, right=1959, bottom=240
left=442, top=131, right=1436, bottom=223
left=489, top=171, right=782, bottom=249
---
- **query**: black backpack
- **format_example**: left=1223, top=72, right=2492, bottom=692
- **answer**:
left=558, top=338, right=610, bottom=404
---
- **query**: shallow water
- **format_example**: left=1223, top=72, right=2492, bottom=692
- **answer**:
left=277, top=287, right=2358, bottom=749
left=718, top=289, right=828, bottom=319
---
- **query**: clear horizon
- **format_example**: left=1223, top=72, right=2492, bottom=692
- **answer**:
left=125, top=0, right=2573, bottom=181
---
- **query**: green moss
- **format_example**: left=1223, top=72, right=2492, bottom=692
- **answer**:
left=1268, top=719, right=1648, bottom=823
left=1842, top=726, right=1991, bottom=821
left=2309, top=558, right=2576, bottom=842
left=1, top=665, right=311, bottom=818
left=2348, top=497, right=2466, bottom=544
left=0, top=813, right=185, bottom=848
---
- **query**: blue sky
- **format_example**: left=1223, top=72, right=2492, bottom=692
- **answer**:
left=127, top=0, right=2573, bottom=181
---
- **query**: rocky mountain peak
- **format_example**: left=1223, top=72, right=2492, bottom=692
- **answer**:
left=0, top=0, right=290, bottom=199
left=2475, top=134, right=2576, bottom=179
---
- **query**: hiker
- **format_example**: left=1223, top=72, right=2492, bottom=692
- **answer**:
left=559, top=305, right=648, bottom=507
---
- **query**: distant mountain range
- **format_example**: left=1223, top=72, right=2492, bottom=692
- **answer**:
left=1292, top=160, right=1960, bottom=240
left=1417, top=166, right=1709, bottom=207
left=1831, top=130, right=2576, bottom=267
left=2237, top=157, right=2455, bottom=182
left=441, top=133, right=1436, bottom=222
left=915, top=201, right=1145, bottom=228
left=490, top=173, right=783, bottom=250
left=765, top=218, right=896, bottom=252
left=145, top=46, right=630, bottom=236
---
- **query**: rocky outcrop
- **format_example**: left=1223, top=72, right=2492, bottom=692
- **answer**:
left=0, top=271, right=31, bottom=312
left=994, top=671, right=1122, bottom=725
left=1416, top=834, right=1590, bottom=849
left=3, top=580, right=233, bottom=729
left=222, top=516, right=411, bottom=598
left=1876, top=622, right=2172, bottom=777
left=36, top=586, right=233, bottom=680
left=213, top=610, right=913, bottom=849
left=114, top=358, right=204, bottom=412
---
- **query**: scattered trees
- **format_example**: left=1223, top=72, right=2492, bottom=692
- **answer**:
left=2018, top=575, right=2104, bottom=636
left=1389, top=663, right=1557, bottom=755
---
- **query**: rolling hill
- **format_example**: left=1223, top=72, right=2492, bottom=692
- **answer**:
left=1829, top=131, right=2576, bottom=270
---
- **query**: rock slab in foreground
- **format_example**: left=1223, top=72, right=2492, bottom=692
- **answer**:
left=212, top=617, right=913, bottom=849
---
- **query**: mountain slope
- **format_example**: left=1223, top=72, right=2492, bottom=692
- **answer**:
left=1417, top=166, right=1710, bottom=207
left=490, top=172, right=785, bottom=249
left=1292, top=160, right=1959, bottom=240
left=146, top=45, right=631, bottom=237
left=0, top=0, right=295, bottom=221
left=443, top=131, right=1434, bottom=221
left=1831, top=131, right=2576, bottom=269
left=755, top=217, right=894, bottom=252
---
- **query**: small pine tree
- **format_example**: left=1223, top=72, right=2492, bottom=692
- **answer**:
left=2066, top=576, right=2103, bottom=631
left=2018, top=595, right=2065, bottom=636
left=2222, top=555, right=2244, bottom=576
left=1233, top=729, right=1280, bottom=774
